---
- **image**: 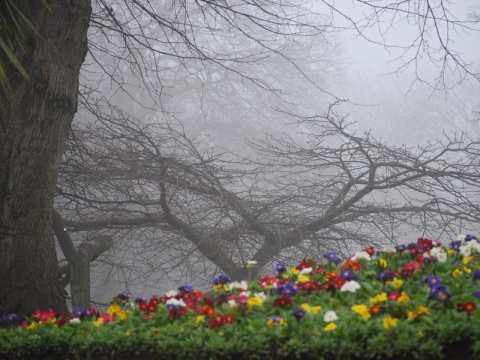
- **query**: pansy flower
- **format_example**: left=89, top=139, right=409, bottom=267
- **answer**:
left=324, top=251, right=342, bottom=264
left=450, top=240, right=462, bottom=252
left=178, top=285, right=194, bottom=294
left=340, top=269, right=358, bottom=281
left=420, top=275, right=441, bottom=290
left=281, top=282, right=300, bottom=296
left=430, top=286, right=452, bottom=302
left=73, top=307, right=87, bottom=318
left=323, top=310, right=338, bottom=322
left=340, top=280, right=361, bottom=293
left=396, top=244, right=409, bottom=252
left=213, top=274, right=232, bottom=285
left=351, top=251, right=371, bottom=261
left=397, top=291, right=410, bottom=303
left=135, top=297, right=147, bottom=304
left=377, top=271, right=394, bottom=283
left=0, top=313, right=19, bottom=324
left=116, top=291, right=132, bottom=301
left=266, top=315, right=287, bottom=327
left=472, top=271, right=480, bottom=281
left=324, top=322, right=338, bottom=331
left=351, top=304, right=371, bottom=320
left=383, top=315, right=399, bottom=330
left=292, top=308, right=306, bottom=321
left=275, top=263, right=287, bottom=274
left=301, top=304, right=322, bottom=313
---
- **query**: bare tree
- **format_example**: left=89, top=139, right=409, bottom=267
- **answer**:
left=56, top=101, right=480, bottom=292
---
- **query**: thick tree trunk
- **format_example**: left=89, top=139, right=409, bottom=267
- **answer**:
left=0, top=0, right=91, bottom=315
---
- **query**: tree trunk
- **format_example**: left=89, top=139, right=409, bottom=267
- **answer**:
left=54, top=209, right=114, bottom=309
left=0, top=0, right=91, bottom=316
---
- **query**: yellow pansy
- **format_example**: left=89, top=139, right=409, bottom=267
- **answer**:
left=369, top=292, right=388, bottom=306
left=416, top=306, right=431, bottom=316
left=383, top=315, right=399, bottom=330
left=297, top=275, right=310, bottom=283
left=462, top=257, right=473, bottom=265
left=351, top=304, right=371, bottom=320
left=213, top=284, right=230, bottom=292
left=447, top=250, right=456, bottom=255
left=107, top=304, right=128, bottom=320
left=452, top=268, right=463, bottom=278
left=248, top=296, right=263, bottom=308
left=398, top=292, right=409, bottom=303
left=379, top=259, right=388, bottom=268
left=196, top=315, right=205, bottom=325
left=408, top=306, right=431, bottom=320
left=27, top=323, right=36, bottom=330
left=324, top=322, right=338, bottom=331
left=407, top=311, right=418, bottom=320
left=300, top=303, right=322, bottom=313
left=389, top=278, right=403, bottom=289
left=266, top=317, right=287, bottom=327
left=93, top=318, right=104, bottom=327
left=463, top=266, right=472, bottom=274
left=289, top=267, right=300, bottom=276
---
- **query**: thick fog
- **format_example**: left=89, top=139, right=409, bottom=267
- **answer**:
left=55, top=1, right=480, bottom=309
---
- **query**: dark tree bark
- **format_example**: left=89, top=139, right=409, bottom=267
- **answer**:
left=0, top=0, right=91, bottom=315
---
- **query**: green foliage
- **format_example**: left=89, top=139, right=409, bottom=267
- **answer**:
left=1, top=235, right=480, bottom=359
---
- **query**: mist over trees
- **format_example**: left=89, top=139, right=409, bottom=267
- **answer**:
left=1, top=0, right=479, bottom=313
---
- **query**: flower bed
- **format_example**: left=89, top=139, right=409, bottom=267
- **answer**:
left=1, top=235, right=480, bottom=360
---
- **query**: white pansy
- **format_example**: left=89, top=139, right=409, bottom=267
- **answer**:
left=229, top=281, right=248, bottom=291
left=460, top=245, right=471, bottom=257
left=472, top=242, right=480, bottom=253
left=340, top=280, right=361, bottom=293
left=465, top=240, right=480, bottom=252
left=381, top=247, right=396, bottom=254
left=69, top=318, right=81, bottom=325
left=165, top=290, right=178, bottom=298
left=430, top=247, right=442, bottom=257
left=247, top=260, right=257, bottom=265
left=165, top=298, right=186, bottom=307
left=299, top=267, right=313, bottom=275
left=228, top=300, right=237, bottom=307
left=323, top=310, right=339, bottom=323
left=239, top=291, right=251, bottom=297
left=351, top=251, right=371, bottom=261
left=436, top=252, right=448, bottom=263
left=457, top=234, right=466, bottom=241
left=124, top=301, right=135, bottom=308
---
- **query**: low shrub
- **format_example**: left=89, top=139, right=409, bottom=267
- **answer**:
left=1, top=235, right=480, bottom=359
